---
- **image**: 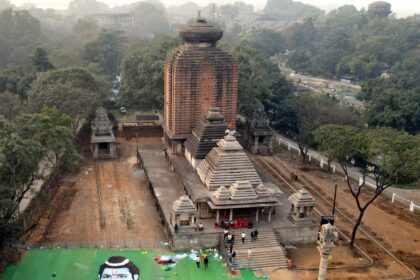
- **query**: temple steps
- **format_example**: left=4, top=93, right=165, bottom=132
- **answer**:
left=225, top=229, right=289, bottom=270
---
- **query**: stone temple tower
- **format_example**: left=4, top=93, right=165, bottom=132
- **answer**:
left=163, top=14, right=238, bottom=154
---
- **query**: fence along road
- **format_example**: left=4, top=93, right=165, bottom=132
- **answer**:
left=274, top=132, right=420, bottom=212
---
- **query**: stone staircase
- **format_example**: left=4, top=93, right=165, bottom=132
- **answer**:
left=226, top=229, right=289, bottom=270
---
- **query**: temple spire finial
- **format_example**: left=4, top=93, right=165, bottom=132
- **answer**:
left=197, top=10, right=201, bottom=19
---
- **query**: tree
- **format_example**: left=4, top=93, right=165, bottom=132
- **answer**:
left=83, top=29, right=128, bottom=75
left=233, top=44, right=292, bottom=113
left=120, top=35, right=180, bottom=109
left=263, top=0, right=324, bottom=21
left=31, top=47, right=54, bottom=72
left=16, top=109, right=82, bottom=170
left=240, top=29, right=286, bottom=57
left=72, top=17, right=100, bottom=44
left=27, top=67, right=102, bottom=134
left=0, top=111, right=81, bottom=249
left=131, top=2, right=170, bottom=38
left=0, top=91, right=21, bottom=120
left=0, top=9, right=42, bottom=66
left=294, top=94, right=360, bottom=164
left=315, top=125, right=420, bottom=249
left=314, top=125, right=359, bottom=172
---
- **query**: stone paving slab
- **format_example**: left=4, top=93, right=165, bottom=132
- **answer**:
left=138, top=149, right=184, bottom=230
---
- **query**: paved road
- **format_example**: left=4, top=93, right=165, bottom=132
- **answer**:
left=274, top=132, right=420, bottom=206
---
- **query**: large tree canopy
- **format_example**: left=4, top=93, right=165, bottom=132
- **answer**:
left=28, top=67, right=102, bottom=134
left=120, top=35, right=180, bottom=109
left=0, top=9, right=42, bottom=66
left=0, top=110, right=81, bottom=249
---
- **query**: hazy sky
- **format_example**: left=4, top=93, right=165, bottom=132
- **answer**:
left=10, top=0, right=420, bottom=17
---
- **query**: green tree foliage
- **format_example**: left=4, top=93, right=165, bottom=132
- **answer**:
left=361, top=56, right=420, bottom=134
left=120, top=35, right=180, bottom=109
left=314, top=125, right=360, bottom=172
left=131, top=2, right=170, bottom=38
left=72, top=17, right=100, bottom=44
left=28, top=67, right=102, bottom=134
left=0, top=9, right=42, bottom=66
left=314, top=125, right=420, bottom=248
left=0, top=65, right=36, bottom=99
left=0, top=91, right=21, bottom=120
left=263, top=0, right=324, bottom=21
left=0, top=110, right=81, bottom=249
left=283, top=6, right=420, bottom=81
left=31, top=47, right=54, bottom=72
left=292, top=94, right=360, bottom=164
left=240, top=29, right=286, bottom=57
left=83, top=29, right=128, bottom=76
left=233, top=44, right=292, bottom=113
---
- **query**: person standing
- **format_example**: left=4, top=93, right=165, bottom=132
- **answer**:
left=241, top=232, right=246, bottom=244
left=250, top=231, right=255, bottom=242
left=229, top=243, right=233, bottom=254
left=204, top=256, right=209, bottom=269
left=247, top=248, right=252, bottom=260
left=227, top=233, right=233, bottom=244
left=196, top=255, right=200, bottom=268
left=254, top=229, right=259, bottom=241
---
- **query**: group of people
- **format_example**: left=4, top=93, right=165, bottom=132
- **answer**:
left=219, top=219, right=253, bottom=229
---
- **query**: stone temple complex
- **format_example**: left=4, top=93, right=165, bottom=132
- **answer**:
left=163, top=15, right=238, bottom=154
left=138, top=15, right=318, bottom=270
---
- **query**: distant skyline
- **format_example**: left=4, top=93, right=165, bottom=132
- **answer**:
left=9, top=0, right=420, bottom=17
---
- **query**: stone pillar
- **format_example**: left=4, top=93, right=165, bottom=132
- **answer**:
left=229, top=208, right=233, bottom=221
left=268, top=207, right=272, bottom=223
left=216, top=210, right=220, bottom=223
left=317, top=223, right=338, bottom=280
left=255, top=207, right=259, bottom=223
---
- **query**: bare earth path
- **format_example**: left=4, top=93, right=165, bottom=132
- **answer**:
left=27, top=137, right=166, bottom=245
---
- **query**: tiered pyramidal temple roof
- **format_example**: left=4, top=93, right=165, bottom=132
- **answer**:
left=255, top=183, right=270, bottom=198
left=229, top=181, right=259, bottom=200
left=208, top=181, right=280, bottom=209
left=172, top=195, right=197, bottom=214
left=184, top=107, right=227, bottom=160
left=196, top=134, right=262, bottom=191
left=288, top=189, right=316, bottom=207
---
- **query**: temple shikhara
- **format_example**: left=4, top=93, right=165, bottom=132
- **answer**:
left=138, top=14, right=318, bottom=270
left=163, top=15, right=238, bottom=154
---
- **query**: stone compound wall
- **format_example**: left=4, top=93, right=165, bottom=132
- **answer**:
left=275, top=224, right=318, bottom=245
left=172, top=231, right=220, bottom=250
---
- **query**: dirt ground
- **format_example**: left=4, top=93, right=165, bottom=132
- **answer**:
left=257, top=149, right=420, bottom=280
left=27, top=136, right=166, bottom=245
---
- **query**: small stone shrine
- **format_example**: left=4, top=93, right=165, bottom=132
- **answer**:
left=288, top=188, right=316, bottom=225
left=243, top=101, right=274, bottom=155
left=196, top=133, right=262, bottom=191
left=91, top=107, right=118, bottom=159
left=184, top=107, right=227, bottom=168
left=171, top=195, right=197, bottom=234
